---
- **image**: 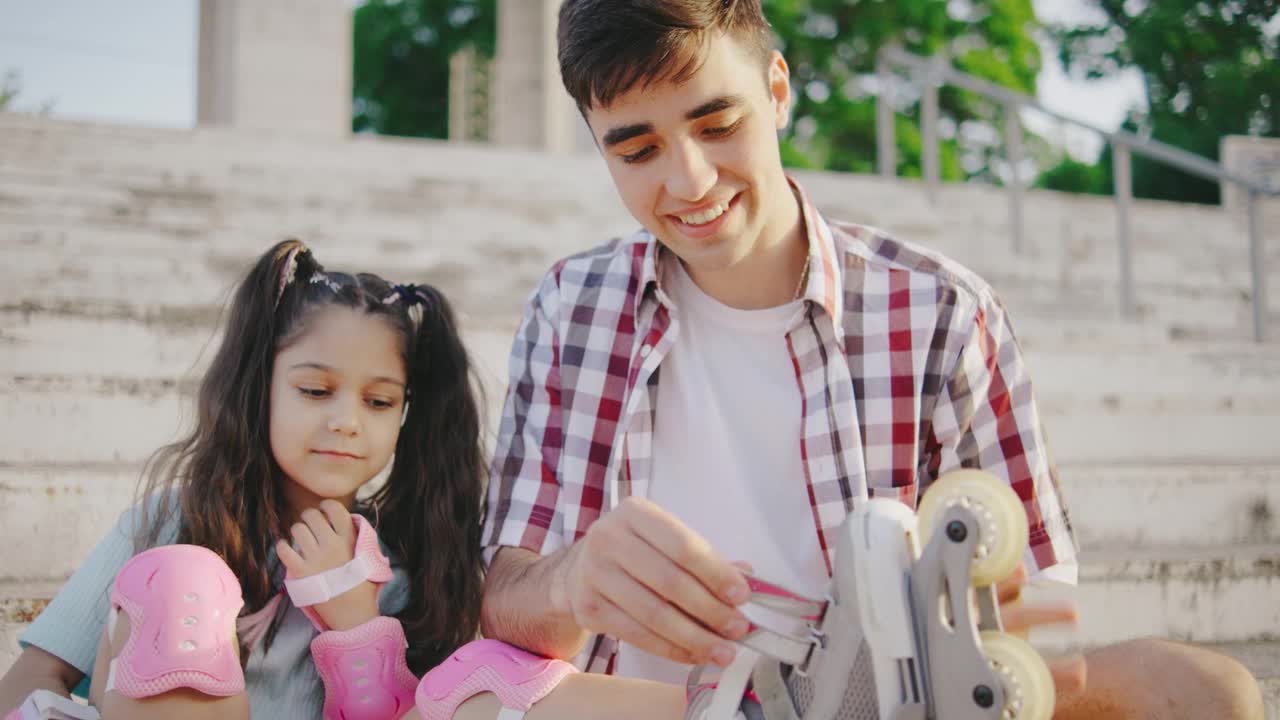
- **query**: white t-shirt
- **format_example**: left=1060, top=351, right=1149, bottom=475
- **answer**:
left=616, top=261, right=829, bottom=684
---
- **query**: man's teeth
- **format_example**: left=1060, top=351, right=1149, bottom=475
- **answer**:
left=678, top=201, right=729, bottom=226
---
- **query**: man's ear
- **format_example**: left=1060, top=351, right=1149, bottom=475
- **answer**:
left=768, top=50, right=792, bottom=130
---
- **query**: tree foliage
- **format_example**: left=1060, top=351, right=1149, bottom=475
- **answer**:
left=1047, top=0, right=1279, bottom=203
left=352, top=0, right=496, bottom=138
left=1, top=70, right=21, bottom=112
left=350, top=0, right=1044, bottom=182
left=765, top=0, right=1042, bottom=181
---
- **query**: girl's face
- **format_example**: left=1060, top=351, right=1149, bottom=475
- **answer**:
left=269, top=305, right=407, bottom=516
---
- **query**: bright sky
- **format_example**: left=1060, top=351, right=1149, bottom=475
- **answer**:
left=0, top=0, right=1146, bottom=160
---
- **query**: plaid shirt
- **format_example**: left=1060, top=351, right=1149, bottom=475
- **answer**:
left=483, top=181, right=1076, bottom=672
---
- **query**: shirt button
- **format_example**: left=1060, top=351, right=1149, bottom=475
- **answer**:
left=640, top=344, right=652, bottom=358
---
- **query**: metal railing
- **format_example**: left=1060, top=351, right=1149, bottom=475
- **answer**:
left=875, top=46, right=1279, bottom=342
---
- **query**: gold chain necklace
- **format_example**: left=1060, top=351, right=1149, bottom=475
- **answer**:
left=793, top=253, right=812, bottom=301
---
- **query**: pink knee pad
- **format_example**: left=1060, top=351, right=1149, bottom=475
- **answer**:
left=107, top=544, right=245, bottom=699
left=415, top=639, right=578, bottom=720
left=310, top=616, right=418, bottom=720
left=285, top=514, right=393, bottom=631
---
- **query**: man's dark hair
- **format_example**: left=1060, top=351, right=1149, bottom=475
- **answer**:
left=558, top=0, right=774, bottom=112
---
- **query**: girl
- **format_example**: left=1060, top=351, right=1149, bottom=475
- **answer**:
left=0, top=240, right=486, bottom=719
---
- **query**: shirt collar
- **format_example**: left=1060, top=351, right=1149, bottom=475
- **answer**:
left=634, top=176, right=843, bottom=328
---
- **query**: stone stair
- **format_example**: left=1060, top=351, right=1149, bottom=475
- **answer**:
left=1, top=115, right=1277, bottom=708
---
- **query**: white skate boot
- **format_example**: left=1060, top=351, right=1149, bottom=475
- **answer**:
left=5, top=690, right=100, bottom=720
left=687, top=470, right=1055, bottom=720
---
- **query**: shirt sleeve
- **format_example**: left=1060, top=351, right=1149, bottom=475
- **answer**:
left=481, top=275, right=569, bottom=564
left=19, top=504, right=150, bottom=676
left=921, top=291, right=1078, bottom=584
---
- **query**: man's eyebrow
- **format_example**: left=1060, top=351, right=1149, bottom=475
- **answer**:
left=686, top=95, right=745, bottom=120
left=601, top=95, right=746, bottom=147
left=602, top=123, right=654, bottom=148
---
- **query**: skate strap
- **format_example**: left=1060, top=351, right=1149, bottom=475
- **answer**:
left=10, top=689, right=101, bottom=720
left=285, top=515, right=393, bottom=631
left=696, top=649, right=761, bottom=720
left=743, top=576, right=826, bottom=620
left=736, top=574, right=827, bottom=666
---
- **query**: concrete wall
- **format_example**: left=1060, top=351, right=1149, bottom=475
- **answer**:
left=197, top=0, right=352, bottom=138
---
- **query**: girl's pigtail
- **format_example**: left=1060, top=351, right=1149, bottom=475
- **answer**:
left=140, top=239, right=311, bottom=622
left=373, top=284, right=486, bottom=674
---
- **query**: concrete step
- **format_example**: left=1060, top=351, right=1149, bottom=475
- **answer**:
left=2, top=115, right=1274, bottom=273
left=0, top=466, right=138, bottom=582
left=1063, top=463, right=1280, bottom=550
left=6, top=365, right=1277, bottom=465
left=1024, top=543, right=1280, bottom=648
left=1213, top=642, right=1280, bottom=720
left=0, top=337, right=517, bottom=468
left=5, top=297, right=1236, bottom=362
left=4, top=216, right=1269, bottom=320
left=0, top=581, right=60, bottom=678
left=4, top=459, right=1275, bottom=581
left=4, top=166, right=1275, bottom=288
left=7, top=302, right=1278, bottom=386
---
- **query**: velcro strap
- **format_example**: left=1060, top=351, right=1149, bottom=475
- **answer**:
left=16, top=689, right=101, bottom=720
left=744, top=574, right=827, bottom=620
left=737, top=573, right=825, bottom=666
left=738, top=625, right=812, bottom=667
left=286, top=553, right=376, bottom=608
left=283, top=514, right=392, bottom=624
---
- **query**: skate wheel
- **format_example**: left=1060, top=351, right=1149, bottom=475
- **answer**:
left=980, top=631, right=1054, bottom=720
left=917, top=470, right=1028, bottom=586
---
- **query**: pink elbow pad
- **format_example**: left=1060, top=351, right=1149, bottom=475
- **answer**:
left=106, top=544, right=246, bottom=699
left=310, top=616, right=418, bottom=720
left=286, top=514, right=394, bottom=632
left=415, top=639, right=578, bottom=720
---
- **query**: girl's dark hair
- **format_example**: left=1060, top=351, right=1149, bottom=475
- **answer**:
left=139, top=239, right=485, bottom=673
left=558, top=0, right=774, bottom=111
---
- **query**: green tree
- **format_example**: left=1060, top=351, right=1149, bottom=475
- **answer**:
left=352, top=0, right=496, bottom=138
left=766, top=0, right=1043, bottom=181
left=350, top=0, right=1045, bottom=181
left=1049, top=0, right=1279, bottom=204
left=1, top=70, right=21, bottom=112
left=1035, top=154, right=1109, bottom=195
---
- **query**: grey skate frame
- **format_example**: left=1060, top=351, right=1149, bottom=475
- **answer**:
left=748, top=501, right=1012, bottom=720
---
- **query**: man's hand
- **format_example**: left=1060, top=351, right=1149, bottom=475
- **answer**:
left=552, top=497, right=752, bottom=666
left=276, top=499, right=380, bottom=631
left=995, top=564, right=1087, bottom=697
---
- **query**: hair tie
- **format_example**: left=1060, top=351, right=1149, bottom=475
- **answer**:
left=274, top=244, right=305, bottom=309
left=309, top=272, right=342, bottom=294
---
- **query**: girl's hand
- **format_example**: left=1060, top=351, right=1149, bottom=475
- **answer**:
left=276, top=499, right=380, bottom=631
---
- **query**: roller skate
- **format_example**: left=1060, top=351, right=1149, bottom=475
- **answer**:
left=5, top=690, right=100, bottom=720
left=686, top=470, right=1055, bottom=720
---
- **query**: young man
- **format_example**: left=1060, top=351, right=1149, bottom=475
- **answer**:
left=479, top=1, right=1264, bottom=718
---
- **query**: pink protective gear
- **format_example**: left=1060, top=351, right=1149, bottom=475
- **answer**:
left=285, top=514, right=394, bottom=631
left=415, top=639, right=579, bottom=720
left=106, top=544, right=245, bottom=699
left=5, top=689, right=101, bottom=720
left=309, top=616, right=418, bottom=720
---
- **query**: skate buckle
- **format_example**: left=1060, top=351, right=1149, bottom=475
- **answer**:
left=793, top=596, right=833, bottom=676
